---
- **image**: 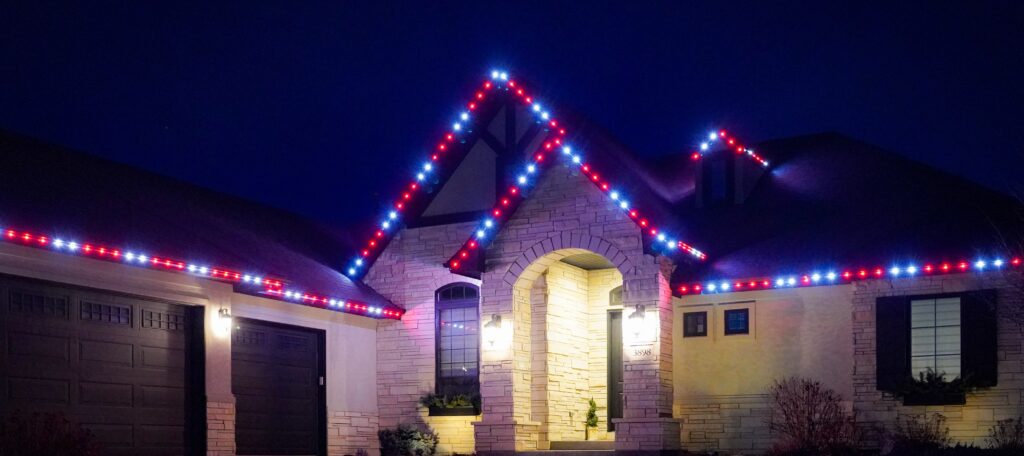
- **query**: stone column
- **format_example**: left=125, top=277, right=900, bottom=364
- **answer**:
left=614, top=257, right=682, bottom=454
left=474, top=272, right=540, bottom=455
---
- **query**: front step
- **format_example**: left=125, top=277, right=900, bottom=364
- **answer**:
left=549, top=441, right=615, bottom=451
left=517, top=451, right=613, bottom=456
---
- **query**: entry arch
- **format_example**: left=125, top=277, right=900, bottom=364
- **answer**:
left=500, top=232, right=636, bottom=287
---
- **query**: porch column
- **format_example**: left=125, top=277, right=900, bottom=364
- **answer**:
left=615, top=257, right=682, bottom=454
left=474, top=272, right=539, bottom=454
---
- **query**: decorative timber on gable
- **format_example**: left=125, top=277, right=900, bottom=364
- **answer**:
left=343, top=70, right=708, bottom=282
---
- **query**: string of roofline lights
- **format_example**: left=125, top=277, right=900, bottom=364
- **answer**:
left=0, top=226, right=404, bottom=319
left=691, top=129, right=769, bottom=167
left=441, top=70, right=707, bottom=272
left=676, top=256, right=1023, bottom=296
left=343, top=72, right=508, bottom=279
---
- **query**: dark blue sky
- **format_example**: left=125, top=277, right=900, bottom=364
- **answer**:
left=2, top=1, right=1021, bottom=226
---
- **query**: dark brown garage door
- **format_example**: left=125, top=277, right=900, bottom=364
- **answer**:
left=232, top=318, right=325, bottom=456
left=0, top=275, right=204, bottom=455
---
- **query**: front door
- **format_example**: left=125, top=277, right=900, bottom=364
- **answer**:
left=607, top=310, right=623, bottom=431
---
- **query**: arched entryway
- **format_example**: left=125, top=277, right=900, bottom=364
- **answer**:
left=510, top=248, right=624, bottom=449
left=474, top=233, right=680, bottom=455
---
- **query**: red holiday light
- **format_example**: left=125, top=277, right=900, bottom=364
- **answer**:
left=0, top=226, right=402, bottom=319
left=442, top=71, right=708, bottom=273
left=692, top=130, right=769, bottom=167
left=675, top=254, right=1019, bottom=296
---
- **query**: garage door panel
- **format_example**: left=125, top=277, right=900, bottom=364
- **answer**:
left=140, top=345, right=186, bottom=370
left=138, top=424, right=186, bottom=446
left=7, top=288, right=72, bottom=320
left=78, top=381, right=134, bottom=407
left=0, top=276, right=201, bottom=455
left=79, top=301, right=134, bottom=328
left=84, top=422, right=135, bottom=449
left=138, top=384, right=186, bottom=409
left=7, top=376, right=71, bottom=404
left=234, top=431, right=317, bottom=455
left=79, top=338, right=134, bottom=366
left=8, top=331, right=71, bottom=362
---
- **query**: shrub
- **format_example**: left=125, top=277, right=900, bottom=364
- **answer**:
left=889, top=413, right=952, bottom=455
left=766, top=377, right=860, bottom=455
left=0, top=410, right=101, bottom=456
left=585, top=398, right=598, bottom=428
left=379, top=424, right=439, bottom=456
left=988, top=417, right=1024, bottom=451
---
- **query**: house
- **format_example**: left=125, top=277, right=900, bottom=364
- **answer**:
left=0, top=71, right=1021, bottom=456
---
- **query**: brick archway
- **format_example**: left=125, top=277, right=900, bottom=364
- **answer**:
left=476, top=230, right=682, bottom=455
left=500, top=232, right=636, bottom=288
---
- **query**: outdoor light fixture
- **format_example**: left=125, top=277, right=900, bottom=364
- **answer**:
left=483, top=314, right=502, bottom=347
left=627, top=304, right=646, bottom=338
left=215, top=307, right=232, bottom=338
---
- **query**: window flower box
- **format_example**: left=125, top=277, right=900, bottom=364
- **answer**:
left=901, top=391, right=967, bottom=406
left=427, top=405, right=480, bottom=416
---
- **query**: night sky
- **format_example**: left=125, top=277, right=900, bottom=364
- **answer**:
left=2, top=1, right=1022, bottom=227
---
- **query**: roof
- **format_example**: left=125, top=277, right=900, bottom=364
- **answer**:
left=656, top=132, right=1024, bottom=282
left=0, top=130, right=394, bottom=311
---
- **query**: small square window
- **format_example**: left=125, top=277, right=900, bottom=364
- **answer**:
left=683, top=312, right=707, bottom=337
left=724, top=308, right=749, bottom=335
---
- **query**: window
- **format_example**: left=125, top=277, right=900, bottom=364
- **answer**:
left=683, top=312, right=707, bottom=337
left=910, top=297, right=961, bottom=379
left=723, top=308, right=749, bottom=335
left=875, top=290, right=998, bottom=401
left=436, top=283, right=480, bottom=396
left=610, top=286, right=623, bottom=307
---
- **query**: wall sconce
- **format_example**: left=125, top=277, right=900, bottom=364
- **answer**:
left=215, top=307, right=232, bottom=338
left=626, top=304, right=657, bottom=344
left=627, top=304, right=646, bottom=338
left=483, top=314, right=502, bottom=346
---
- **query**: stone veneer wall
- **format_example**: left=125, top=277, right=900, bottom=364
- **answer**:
left=367, top=163, right=678, bottom=453
left=524, top=261, right=621, bottom=446
left=327, top=411, right=381, bottom=456
left=363, top=221, right=482, bottom=454
left=476, top=163, right=679, bottom=452
left=530, top=274, right=550, bottom=445
left=853, top=273, right=1024, bottom=447
left=673, top=396, right=773, bottom=453
left=207, top=401, right=237, bottom=456
left=543, top=261, right=594, bottom=442
left=588, top=268, right=623, bottom=440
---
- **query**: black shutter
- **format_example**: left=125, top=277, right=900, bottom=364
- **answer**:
left=876, top=295, right=910, bottom=391
left=961, top=289, right=998, bottom=387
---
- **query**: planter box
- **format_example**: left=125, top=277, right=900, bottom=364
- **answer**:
left=901, top=392, right=967, bottom=406
left=427, top=406, right=479, bottom=417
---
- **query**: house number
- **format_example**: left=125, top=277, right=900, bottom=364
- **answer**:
left=633, top=347, right=653, bottom=357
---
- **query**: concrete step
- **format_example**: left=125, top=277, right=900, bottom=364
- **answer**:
left=517, top=451, right=614, bottom=456
left=549, top=441, right=616, bottom=451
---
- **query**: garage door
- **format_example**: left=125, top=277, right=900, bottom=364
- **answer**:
left=232, top=318, right=325, bottom=455
left=0, top=275, right=203, bottom=455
